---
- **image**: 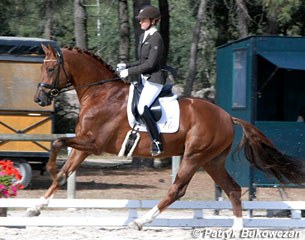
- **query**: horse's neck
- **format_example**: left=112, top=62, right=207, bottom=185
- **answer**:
left=79, top=81, right=130, bottom=121
left=65, top=50, right=117, bottom=101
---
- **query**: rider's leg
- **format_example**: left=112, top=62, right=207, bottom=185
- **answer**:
left=137, top=81, right=163, bottom=114
left=141, top=106, right=163, bottom=155
left=138, top=81, right=163, bottom=156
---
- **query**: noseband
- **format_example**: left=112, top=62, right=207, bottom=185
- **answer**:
left=38, top=50, right=72, bottom=99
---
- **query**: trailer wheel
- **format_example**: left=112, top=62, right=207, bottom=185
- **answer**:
left=13, top=159, right=32, bottom=188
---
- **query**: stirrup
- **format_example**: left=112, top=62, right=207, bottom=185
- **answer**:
left=151, top=140, right=163, bottom=156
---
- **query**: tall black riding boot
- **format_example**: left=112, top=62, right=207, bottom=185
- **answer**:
left=140, top=106, right=163, bottom=156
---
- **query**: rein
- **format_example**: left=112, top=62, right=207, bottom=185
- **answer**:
left=59, top=77, right=122, bottom=94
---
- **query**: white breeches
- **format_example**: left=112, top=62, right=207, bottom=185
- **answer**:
left=137, top=80, right=163, bottom=115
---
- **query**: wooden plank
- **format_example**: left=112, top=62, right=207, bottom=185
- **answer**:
left=1, top=199, right=305, bottom=228
left=1, top=199, right=305, bottom=210
left=0, top=61, right=53, bottom=111
left=0, top=217, right=304, bottom=228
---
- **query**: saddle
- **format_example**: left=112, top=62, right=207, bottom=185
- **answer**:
left=131, top=82, right=174, bottom=122
left=120, top=83, right=179, bottom=157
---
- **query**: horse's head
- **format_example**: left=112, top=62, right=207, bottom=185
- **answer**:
left=34, top=44, right=71, bottom=106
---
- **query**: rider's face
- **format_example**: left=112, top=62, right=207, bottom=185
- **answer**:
left=139, top=18, right=151, bottom=31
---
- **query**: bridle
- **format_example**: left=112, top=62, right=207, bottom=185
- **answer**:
left=38, top=49, right=121, bottom=100
left=38, top=50, right=72, bottom=99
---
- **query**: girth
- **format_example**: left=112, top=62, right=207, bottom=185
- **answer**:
left=131, top=82, right=174, bottom=122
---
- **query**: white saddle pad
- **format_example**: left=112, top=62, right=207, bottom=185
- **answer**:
left=127, top=84, right=180, bottom=133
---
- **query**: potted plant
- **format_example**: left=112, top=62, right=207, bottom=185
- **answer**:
left=0, top=160, right=24, bottom=217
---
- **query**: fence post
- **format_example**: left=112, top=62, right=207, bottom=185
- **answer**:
left=67, top=147, right=76, bottom=199
left=172, top=156, right=181, bottom=183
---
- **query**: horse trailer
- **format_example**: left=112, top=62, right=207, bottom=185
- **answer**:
left=0, top=37, right=59, bottom=187
left=216, top=36, right=305, bottom=199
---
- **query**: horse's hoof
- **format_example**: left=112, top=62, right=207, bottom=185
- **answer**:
left=25, top=208, right=41, bottom=217
left=128, top=221, right=143, bottom=231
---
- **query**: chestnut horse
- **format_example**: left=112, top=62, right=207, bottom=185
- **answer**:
left=32, top=45, right=305, bottom=230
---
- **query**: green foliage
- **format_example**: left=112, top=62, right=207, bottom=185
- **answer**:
left=86, top=0, right=119, bottom=66
left=167, top=0, right=195, bottom=83
left=51, top=0, right=75, bottom=46
left=0, top=1, right=43, bottom=37
left=258, top=0, right=303, bottom=35
left=0, top=0, right=14, bottom=36
left=0, top=0, right=305, bottom=87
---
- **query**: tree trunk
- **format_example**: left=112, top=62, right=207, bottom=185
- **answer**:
left=265, top=13, right=279, bottom=35
left=44, top=0, right=53, bottom=39
left=235, top=0, right=249, bottom=38
left=118, top=0, right=130, bottom=63
left=183, top=0, right=207, bottom=97
left=74, top=0, right=88, bottom=49
left=158, top=0, right=169, bottom=65
left=132, top=0, right=150, bottom=57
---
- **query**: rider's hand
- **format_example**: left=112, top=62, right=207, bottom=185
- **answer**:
left=116, top=63, right=126, bottom=72
left=119, top=69, right=128, bottom=79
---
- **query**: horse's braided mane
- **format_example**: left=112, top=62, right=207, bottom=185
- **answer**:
left=63, top=46, right=116, bottom=74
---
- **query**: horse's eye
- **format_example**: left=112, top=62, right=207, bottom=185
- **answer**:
left=47, top=68, right=54, bottom=74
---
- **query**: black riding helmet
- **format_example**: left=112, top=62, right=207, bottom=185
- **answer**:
left=136, top=5, right=161, bottom=20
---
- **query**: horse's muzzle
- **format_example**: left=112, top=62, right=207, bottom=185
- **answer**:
left=34, top=89, right=52, bottom=107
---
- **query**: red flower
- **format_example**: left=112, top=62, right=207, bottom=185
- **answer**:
left=0, top=160, right=24, bottom=198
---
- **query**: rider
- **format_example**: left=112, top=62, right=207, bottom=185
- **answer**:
left=117, top=5, right=165, bottom=156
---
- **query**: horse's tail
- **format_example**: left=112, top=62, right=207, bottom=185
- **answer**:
left=232, top=117, right=305, bottom=185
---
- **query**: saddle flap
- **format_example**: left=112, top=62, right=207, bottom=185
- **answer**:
left=131, top=82, right=174, bottom=122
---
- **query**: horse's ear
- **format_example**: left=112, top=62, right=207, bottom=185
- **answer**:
left=41, top=43, right=58, bottom=59
left=41, top=44, right=49, bottom=54
left=47, top=44, right=58, bottom=59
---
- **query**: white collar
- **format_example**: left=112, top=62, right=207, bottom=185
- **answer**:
left=142, top=26, right=157, bottom=42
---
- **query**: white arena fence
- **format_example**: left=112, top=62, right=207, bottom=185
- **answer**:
left=0, top=199, right=305, bottom=228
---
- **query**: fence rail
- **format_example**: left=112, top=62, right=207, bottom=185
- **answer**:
left=0, top=133, right=75, bottom=141
left=1, top=199, right=305, bottom=228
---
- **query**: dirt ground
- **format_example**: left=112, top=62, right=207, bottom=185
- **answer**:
left=3, top=156, right=305, bottom=240
left=17, top=155, right=305, bottom=202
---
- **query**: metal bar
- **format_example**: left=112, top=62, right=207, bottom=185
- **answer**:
left=31, top=141, right=51, bottom=152
left=0, top=121, right=18, bottom=132
left=0, top=134, right=75, bottom=141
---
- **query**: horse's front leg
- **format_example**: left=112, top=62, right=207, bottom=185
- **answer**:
left=25, top=138, right=65, bottom=216
left=26, top=137, right=91, bottom=217
left=43, top=137, right=70, bottom=185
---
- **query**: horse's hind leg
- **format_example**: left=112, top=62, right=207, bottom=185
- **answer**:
left=203, top=150, right=243, bottom=230
left=129, top=157, right=200, bottom=230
